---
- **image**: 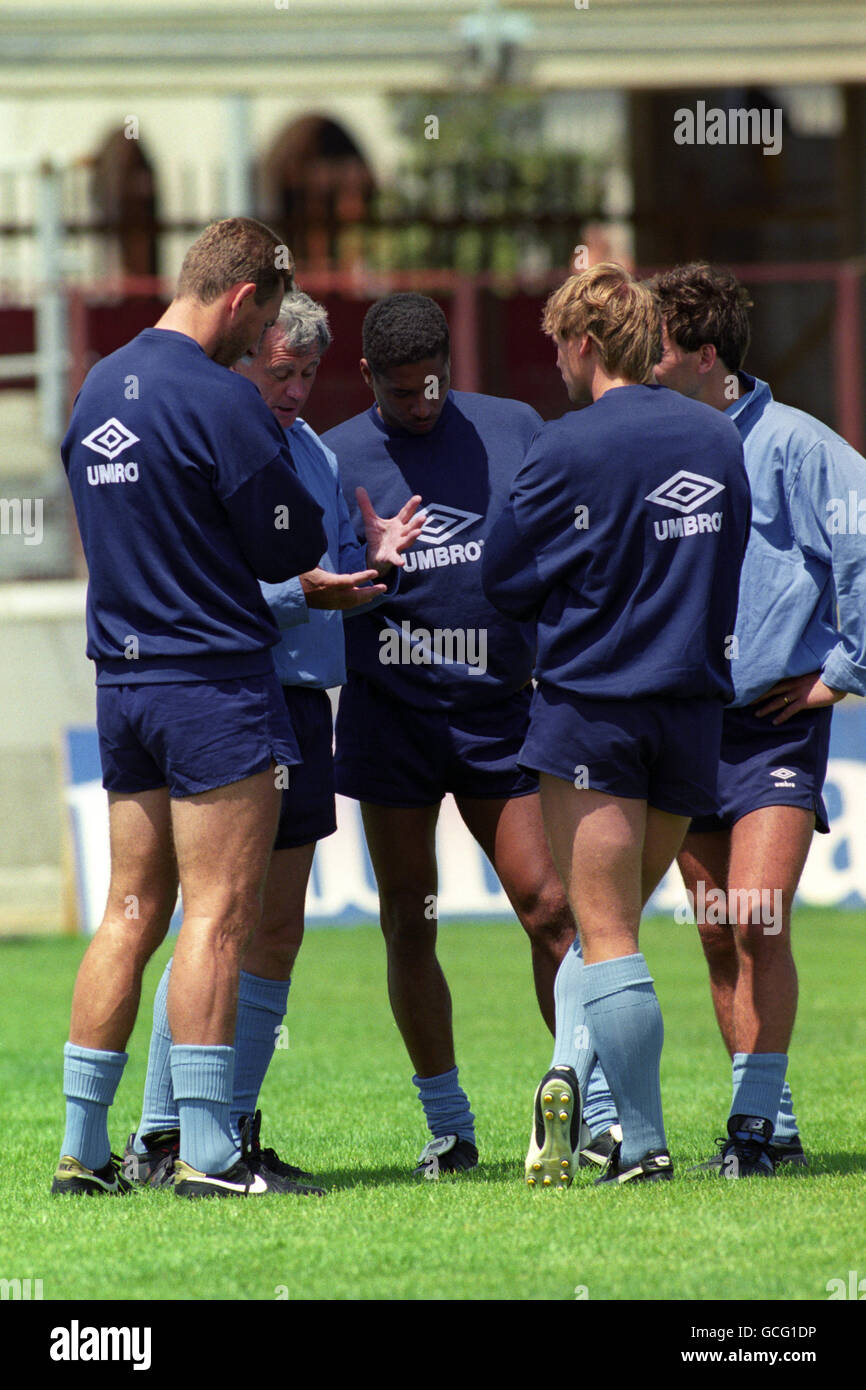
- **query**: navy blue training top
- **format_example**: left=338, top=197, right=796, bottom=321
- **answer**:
left=482, top=384, right=751, bottom=700
left=62, top=328, right=326, bottom=684
left=323, top=390, right=542, bottom=710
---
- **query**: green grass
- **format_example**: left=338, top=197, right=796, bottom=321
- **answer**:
left=1, top=912, right=864, bottom=1302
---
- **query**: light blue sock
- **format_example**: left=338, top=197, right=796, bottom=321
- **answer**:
left=230, top=971, right=291, bottom=1140
left=730, top=1052, right=787, bottom=1133
left=550, top=939, right=619, bottom=1137
left=413, top=1067, right=475, bottom=1144
left=583, top=953, right=666, bottom=1167
left=60, top=1043, right=128, bottom=1171
left=133, top=958, right=178, bottom=1152
left=170, top=1044, right=239, bottom=1175
left=773, top=1081, right=799, bottom=1144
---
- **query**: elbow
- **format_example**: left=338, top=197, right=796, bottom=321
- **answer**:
left=482, top=571, right=526, bottom=621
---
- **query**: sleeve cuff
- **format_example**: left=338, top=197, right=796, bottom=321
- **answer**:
left=822, top=647, right=866, bottom=698
left=259, top=577, right=310, bottom=629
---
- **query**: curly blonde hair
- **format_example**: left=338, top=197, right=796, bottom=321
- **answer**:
left=542, top=262, right=662, bottom=383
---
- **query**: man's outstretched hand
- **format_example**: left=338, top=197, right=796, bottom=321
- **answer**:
left=299, top=567, right=388, bottom=610
left=357, top=487, right=426, bottom=574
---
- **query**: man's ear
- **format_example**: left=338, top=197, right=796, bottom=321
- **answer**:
left=697, top=342, right=718, bottom=374
left=360, top=357, right=374, bottom=388
left=226, top=281, right=258, bottom=319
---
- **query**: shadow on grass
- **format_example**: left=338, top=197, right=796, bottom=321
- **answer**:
left=320, top=1156, right=526, bottom=1188
left=678, top=1151, right=866, bottom=1180
left=806, top=1153, right=866, bottom=1176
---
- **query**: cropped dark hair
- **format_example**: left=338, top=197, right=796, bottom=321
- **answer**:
left=649, top=262, right=753, bottom=372
left=176, top=217, right=293, bottom=306
left=362, top=293, right=450, bottom=375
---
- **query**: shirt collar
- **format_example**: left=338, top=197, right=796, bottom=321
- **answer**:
left=725, top=372, right=772, bottom=425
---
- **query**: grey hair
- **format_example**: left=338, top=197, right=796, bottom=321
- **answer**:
left=274, top=290, right=332, bottom=355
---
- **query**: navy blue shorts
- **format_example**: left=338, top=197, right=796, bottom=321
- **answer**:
left=689, top=703, right=831, bottom=835
left=334, top=672, right=538, bottom=808
left=273, top=686, right=337, bottom=850
left=97, top=672, right=300, bottom=798
left=520, top=683, right=724, bottom=818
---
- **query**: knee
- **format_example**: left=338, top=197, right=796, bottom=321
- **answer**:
left=255, top=900, right=303, bottom=952
left=514, top=880, right=576, bottom=949
left=732, top=920, right=793, bottom=966
left=380, top=888, right=437, bottom=955
left=697, top=921, right=737, bottom=969
left=182, top=888, right=267, bottom=961
left=104, top=885, right=176, bottom=953
left=96, top=912, right=170, bottom=970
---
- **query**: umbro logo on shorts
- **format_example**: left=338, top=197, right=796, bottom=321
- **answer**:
left=771, top=767, right=797, bottom=785
left=645, top=471, right=726, bottom=514
left=81, top=418, right=140, bottom=461
left=417, top=503, right=482, bottom=545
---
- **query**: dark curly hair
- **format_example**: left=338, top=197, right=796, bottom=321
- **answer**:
left=648, top=262, right=753, bottom=373
left=362, top=293, right=450, bottom=375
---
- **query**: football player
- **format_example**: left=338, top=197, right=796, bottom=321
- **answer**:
left=652, top=261, right=866, bottom=1175
left=124, top=291, right=424, bottom=1191
left=323, top=292, right=582, bottom=1178
left=54, top=220, right=327, bottom=1198
left=483, top=263, right=750, bottom=1187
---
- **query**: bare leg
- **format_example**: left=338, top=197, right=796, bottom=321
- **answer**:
left=539, top=778, right=689, bottom=957
left=242, top=842, right=317, bottom=981
left=455, top=792, right=575, bottom=1033
left=678, top=831, right=736, bottom=1053
left=680, top=806, right=812, bottom=1055
left=69, top=789, right=178, bottom=1051
left=360, top=801, right=451, bottom=1078
left=168, top=767, right=281, bottom=1045
left=727, top=806, right=812, bottom=1053
left=538, top=776, right=689, bottom=1168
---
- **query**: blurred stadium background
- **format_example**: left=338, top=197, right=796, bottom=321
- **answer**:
left=1, top=0, right=865, bottom=932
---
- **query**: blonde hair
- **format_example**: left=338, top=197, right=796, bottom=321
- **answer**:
left=542, top=262, right=661, bottom=383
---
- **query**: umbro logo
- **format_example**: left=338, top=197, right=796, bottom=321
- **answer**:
left=418, top=503, right=482, bottom=545
left=771, top=767, right=797, bottom=782
left=645, top=471, right=725, bottom=515
left=81, top=418, right=140, bottom=461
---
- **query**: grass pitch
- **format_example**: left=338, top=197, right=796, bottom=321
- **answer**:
left=1, top=912, right=864, bottom=1303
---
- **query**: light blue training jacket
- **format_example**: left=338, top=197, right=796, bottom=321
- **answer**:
left=259, top=417, right=396, bottom=689
left=726, top=374, right=866, bottom=706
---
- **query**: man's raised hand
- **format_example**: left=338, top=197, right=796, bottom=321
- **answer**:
left=357, top=487, right=426, bottom=574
